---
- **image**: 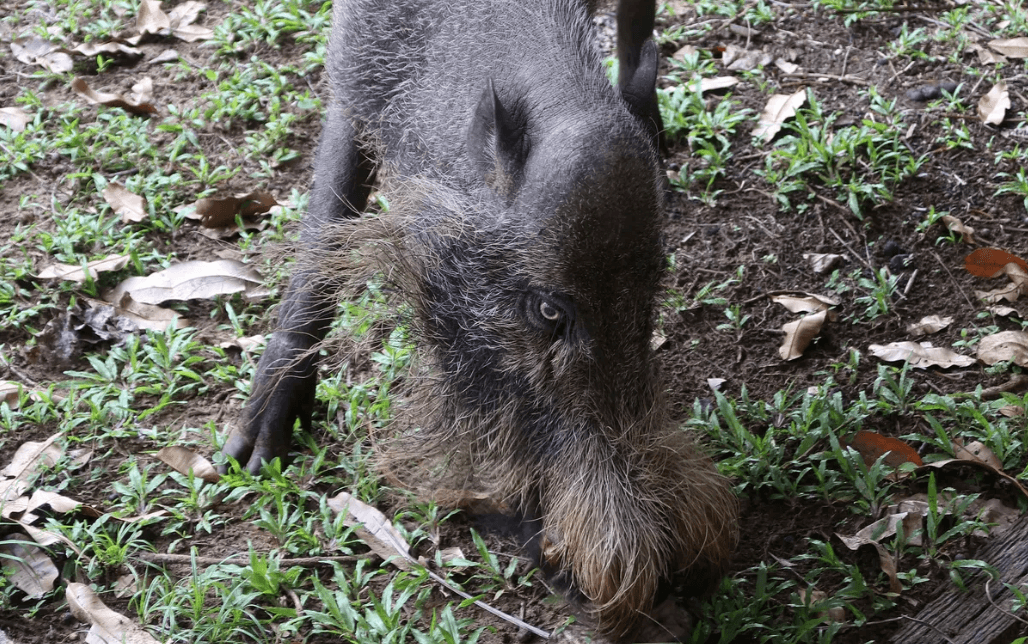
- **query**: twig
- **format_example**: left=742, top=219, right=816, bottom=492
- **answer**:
left=828, top=226, right=874, bottom=272
left=976, top=374, right=1028, bottom=400
left=897, top=614, right=959, bottom=644
left=902, top=268, right=918, bottom=298
left=930, top=249, right=977, bottom=313
left=136, top=552, right=367, bottom=566
left=985, top=578, right=1028, bottom=627
left=833, top=2, right=955, bottom=13
left=782, top=71, right=869, bottom=86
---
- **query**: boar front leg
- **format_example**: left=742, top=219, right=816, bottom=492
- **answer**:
left=219, top=105, right=374, bottom=474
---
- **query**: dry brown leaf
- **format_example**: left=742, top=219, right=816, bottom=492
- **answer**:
left=168, top=1, right=214, bottom=41
left=868, top=341, right=975, bottom=369
left=774, top=58, right=799, bottom=74
left=171, top=23, right=214, bottom=42
left=71, top=77, right=157, bottom=116
left=672, top=45, right=697, bottom=61
left=754, top=89, right=806, bottom=142
left=999, top=404, right=1024, bottom=418
left=988, top=37, right=1028, bottom=59
left=136, top=0, right=171, bottom=35
left=73, top=41, right=143, bottom=58
left=771, top=293, right=839, bottom=314
left=906, top=315, right=953, bottom=338
left=796, top=588, right=846, bottom=624
left=988, top=305, right=1021, bottom=317
left=98, top=294, right=186, bottom=331
left=104, top=259, right=264, bottom=306
left=0, top=107, right=31, bottom=132
left=969, top=43, right=1005, bottom=64
left=699, top=76, right=739, bottom=93
left=952, top=438, right=1003, bottom=470
left=0, top=533, right=59, bottom=598
left=722, top=45, right=771, bottom=71
left=977, top=330, right=1028, bottom=367
left=0, top=381, right=21, bottom=409
left=327, top=491, right=413, bottom=568
left=978, top=80, right=1010, bottom=125
left=803, top=253, right=844, bottom=275
left=940, top=215, right=975, bottom=244
left=103, top=183, right=148, bottom=223
left=36, top=254, right=131, bottom=284
left=779, top=310, right=829, bottom=360
left=67, top=582, right=162, bottom=644
left=156, top=446, right=219, bottom=483
left=1, top=434, right=61, bottom=481
left=835, top=532, right=902, bottom=594
left=965, top=248, right=1028, bottom=278
left=147, top=49, right=180, bottom=65
left=188, top=192, right=278, bottom=228
left=10, top=37, right=74, bottom=73
left=849, top=430, right=923, bottom=468
left=707, top=378, right=726, bottom=393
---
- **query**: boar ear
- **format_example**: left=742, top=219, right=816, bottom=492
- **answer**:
left=618, top=39, right=665, bottom=152
left=468, top=79, right=529, bottom=196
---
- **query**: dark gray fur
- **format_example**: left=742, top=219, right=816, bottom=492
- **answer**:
left=221, top=0, right=737, bottom=636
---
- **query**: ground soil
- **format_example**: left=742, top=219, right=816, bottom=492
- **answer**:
left=1, top=0, right=1027, bottom=643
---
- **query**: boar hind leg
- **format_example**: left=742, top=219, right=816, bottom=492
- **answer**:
left=220, top=105, right=375, bottom=474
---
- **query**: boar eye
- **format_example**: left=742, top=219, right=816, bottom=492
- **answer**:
left=522, top=290, right=575, bottom=338
left=539, top=300, right=561, bottom=322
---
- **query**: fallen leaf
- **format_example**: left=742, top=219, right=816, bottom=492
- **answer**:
left=868, top=341, right=975, bottom=369
left=964, top=248, right=1028, bottom=278
left=672, top=45, right=697, bottom=61
left=779, top=310, right=829, bottom=360
left=10, top=37, right=74, bottom=73
left=102, top=183, right=148, bottom=223
left=188, top=192, right=278, bottom=228
left=754, top=89, right=806, bottom=142
left=835, top=532, right=902, bottom=594
left=136, top=0, right=171, bottom=36
left=988, top=305, right=1021, bottom=317
left=73, top=41, right=143, bottom=58
left=104, top=259, right=265, bottom=305
left=722, top=44, right=772, bottom=71
left=771, top=293, right=839, bottom=314
left=0, top=107, right=31, bottom=132
left=219, top=335, right=265, bottom=352
left=0, top=381, right=21, bottom=408
left=969, top=42, right=1005, bottom=64
left=0, top=434, right=61, bottom=481
left=774, top=58, right=799, bottom=74
left=952, top=438, right=1003, bottom=470
left=36, top=254, right=131, bottom=284
left=327, top=491, right=412, bottom=569
left=67, top=582, right=162, bottom=644
left=977, top=330, right=1028, bottom=367
left=906, top=315, right=953, bottom=338
left=147, top=49, right=180, bottom=65
left=156, top=446, right=219, bottom=483
left=940, top=215, right=975, bottom=244
left=0, top=533, right=59, bottom=598
left=796, top=588, right=846, bottom=623
left=849, top=430, right=923, bottom=468
left=803, top=253, right=844, bottom=274
left=707, top=378, right=726, bottom=392
left=988, top=37, right=1028, bottom=59
left=699, top=76, right=740, bottom=93
left=98, top=294, right=186, bottom=332
left=978, top=80, right=1010, bottom=125
left=168, top=1, right=214, bottom=42
left=998, top=404, right=1024, bottom=418
left=71, top=77, right=157, bottom=116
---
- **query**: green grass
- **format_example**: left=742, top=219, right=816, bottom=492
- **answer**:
left=3, top=0, right=1028, bottom=641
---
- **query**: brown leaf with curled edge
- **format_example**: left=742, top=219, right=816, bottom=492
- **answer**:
left=0, top=533, right=59, bottom=598
left=906, top=315, right=953, bottom=338
left=10, top=36, right=74, bottom=73
left=103, top=183, right=147, bottom=223
left=988, top=37, right=1028, bottom=59
left=999, top=404, right=1024, bottom=418
left=754, top=89, right=806, bottom=143
left=925, top=447, right=1028, bottom=502
left=73, top=41, right=143, bottom=58
left=71, top=77, right=157, bottom=116
left=869, top=341, right=975, bottom=369
left=156, top=446, right=219, bottom=483
left=699, top=76, right=740, bottom=93
left=771, top=292, right=839, bottom=314
left=835, top=532, right=902, bottom=594
left=67, top=582, right=162, bottom=644
left=1, top=381, right=21, bottom=409
left=977, top=330, right=1028, bottom=367
left=99, top=293, right=187, bottom=332
left=970, top=42, right=1005, bottom=64
left=1, top=434, right=61, bottom=481
left=0, top=107, right=31, bottom=132
left=188, top=191, right=278, bottom=228
left=104, top=259, right=265, bottom=306
left=952, top=438, right=1003, bottom=470
left=36, top=254, right=131, bottom=284
left=849, top=430, right=923, bottom=468
left=940, top=215, right=975, bottom=244
left=965, top=248, right=1028, bottom=278
left=327, top=491, right=413, bottom=569
left=979, top=80, right=1010, bottom=125
left=779, top=310, right=829, bottom=360
left=136, top=0, right=171, bottom=36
